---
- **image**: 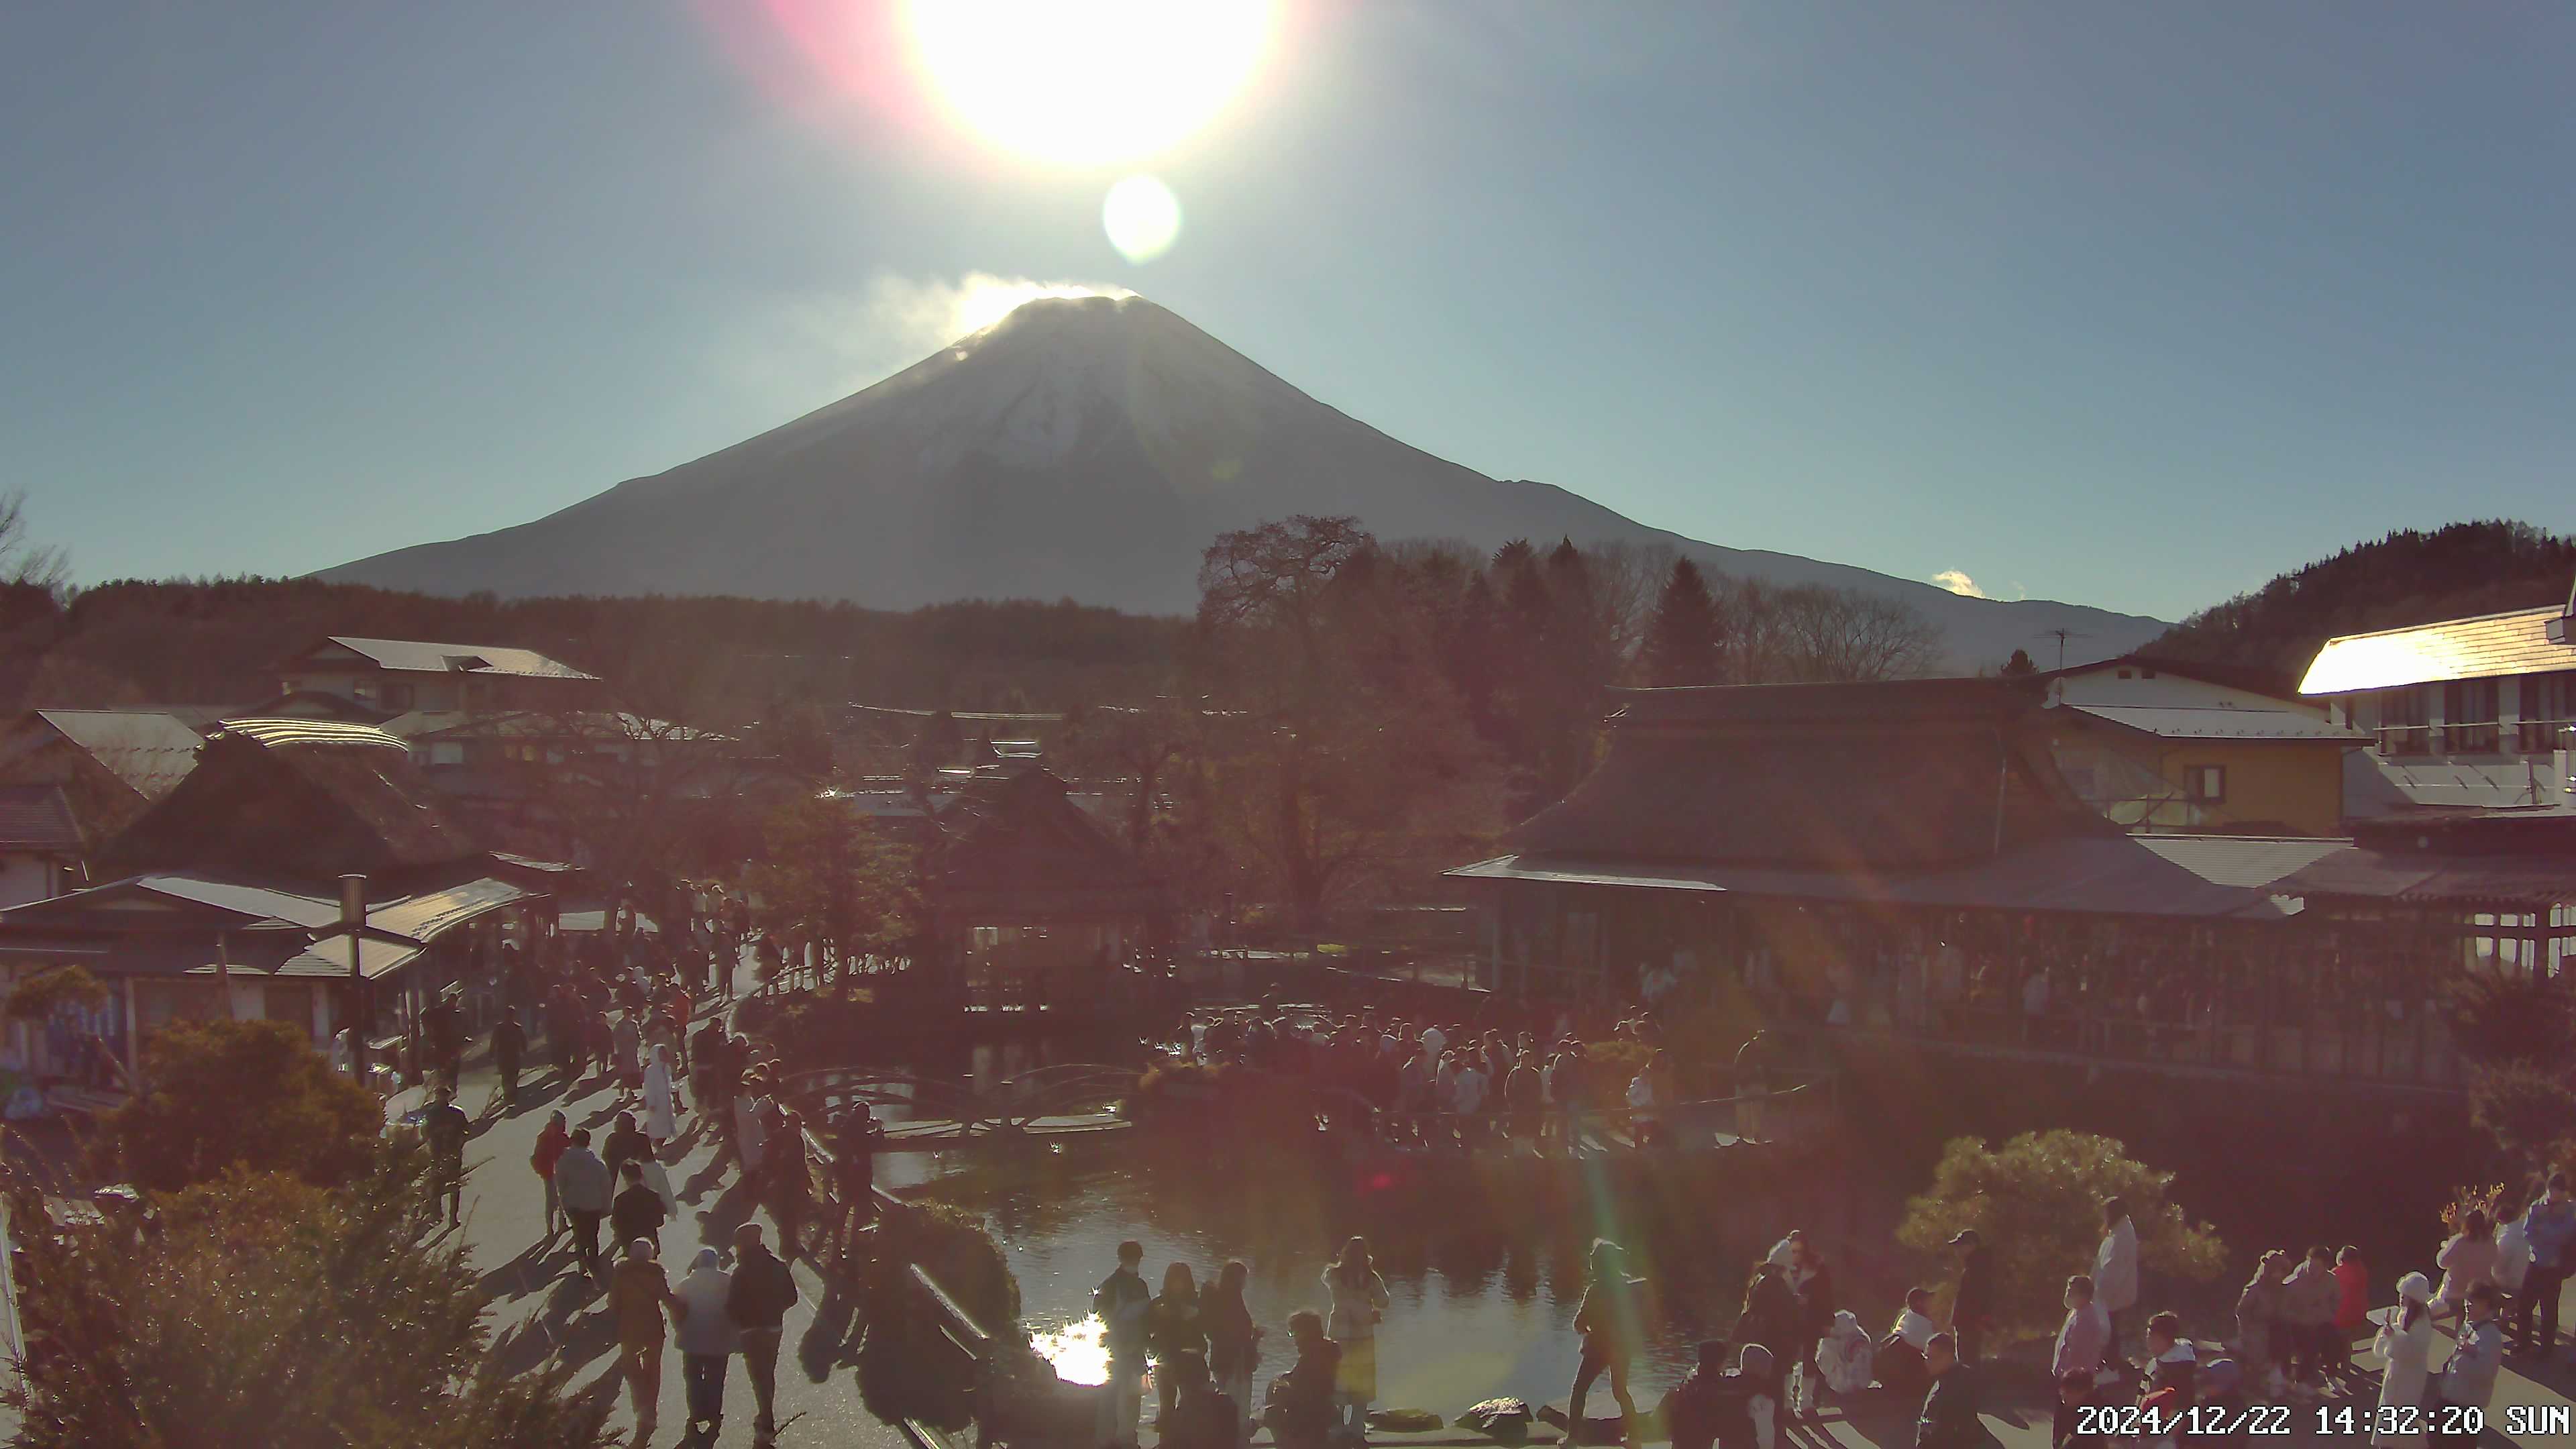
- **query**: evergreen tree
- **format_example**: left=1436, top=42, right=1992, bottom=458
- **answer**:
left=2000, top=647, right=2037, bottom=677
left=1640, top=558, right=1723, bottom=686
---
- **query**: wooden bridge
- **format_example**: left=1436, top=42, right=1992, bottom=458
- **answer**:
left=782, top=1062, right=1142, bottom=1146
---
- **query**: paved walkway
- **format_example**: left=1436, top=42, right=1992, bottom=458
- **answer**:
left=431, top=1046, right=906, bottom=1449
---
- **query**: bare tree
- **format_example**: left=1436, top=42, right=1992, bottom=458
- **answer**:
left=1719, top=578, right=1943, bottom=684
left=0, top=490, right=68, bottom=597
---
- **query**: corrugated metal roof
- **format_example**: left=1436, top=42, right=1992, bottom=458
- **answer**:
left=324, top=637, right=597, bottom=680
left=209, top=718, right=413, bottom=753
left=2063, top=703, right=2367, bottom=742
left=367, top=876, right=531, bottom=943
left=2299, top=606, right=2576, bottom=695
left=0, top=784, right=80, bottom=853
left=32, top=710, right=205, bottom=800
left=1448, top=834, right=2348, bottom=919
left=132, top=874, right=343, bottom=928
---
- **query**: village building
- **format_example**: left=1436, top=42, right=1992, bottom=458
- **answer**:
left=916, top=765, right=1173, bottom=1003
left=268, top=635, right=600, bottom=716
left=0, top=708, right=207, bottom=840
left=0, top=784, right=83, bottom=910
left=2040, top=656, right=2363, bottom=836
left=1445, top=676, right=2561, bottom=1093
left=0, top=718, right=561, bottom=1095
left=2299, top=594, right=2576, bottom=817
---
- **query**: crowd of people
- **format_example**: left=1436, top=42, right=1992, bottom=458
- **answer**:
left=422, top=895, right=904, bottom=1443
left=1177, top=1001, right=1788, bottom=1150
left=1086, top=1236, right=1394, bottom=1449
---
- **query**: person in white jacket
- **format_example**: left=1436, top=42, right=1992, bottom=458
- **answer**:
left=2371, top=1273, right=2434, bottom=1448
left=1813, top=1309, right=1875, bottom=1396
left=2094, top=1197, right=2140, bottom=1353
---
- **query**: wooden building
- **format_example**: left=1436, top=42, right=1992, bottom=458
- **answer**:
left=918, top=766, right=1172, bottom=1000
left=0, top=718, right=560, bottom=1093
left=1446, top=677, right=2559, bottom=1094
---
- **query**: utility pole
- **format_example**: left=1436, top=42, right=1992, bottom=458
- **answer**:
left=341, top=874, right=368, bottom=1086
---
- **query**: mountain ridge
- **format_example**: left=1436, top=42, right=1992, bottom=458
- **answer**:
left=323, top=294, right=2166, bottom=668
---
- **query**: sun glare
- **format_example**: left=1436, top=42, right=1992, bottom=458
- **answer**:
left=906, top=0, right=1275, bottom=168
left=952, top=278, right=1125, bottom=337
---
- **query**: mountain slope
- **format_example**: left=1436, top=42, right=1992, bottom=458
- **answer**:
left=325, top=294, right=2165, bottom=667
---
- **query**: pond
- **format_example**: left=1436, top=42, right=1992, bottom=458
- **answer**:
left=881, top=1135, right=1900, bottom=1418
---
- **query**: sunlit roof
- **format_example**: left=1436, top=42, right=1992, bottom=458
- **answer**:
left=2298, top=605, right=2576, bottom=696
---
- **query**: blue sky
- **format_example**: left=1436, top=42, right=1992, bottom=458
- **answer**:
left=5, top=2, right=2570, bottom=621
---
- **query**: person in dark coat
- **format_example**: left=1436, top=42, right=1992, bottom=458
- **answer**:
left=1266, top=1310, right=1342, bottom=1449
left=492, top=1008, right=527, bottom=1106
left=1205, top=1259, right=1263, bottom=1444
left=610, top=1159, right=668, bottom=1253
left=727, top=1221, right=800, bottom=1438
left=1159, top=1348, right=1240, bottom=1449
left=1915, top=1332, right=1980, bottom=1449
left=1737, top=1260, right=1801, bottom=1364
left=1147, top=1263, right=1208, bottom=1423
left=1787, top=1237, right=1837, bottom=1418
left=603, top=1111, right=650, bottom=1187
left=421, top=1087, right=470, bottom=1228
left=1947, top=1230, right=1993, bottom=1364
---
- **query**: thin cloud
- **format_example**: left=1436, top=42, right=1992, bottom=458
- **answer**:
left=718, top=271, right=1133, bottom=402
left=1931, top=569, right=1988, bottom=599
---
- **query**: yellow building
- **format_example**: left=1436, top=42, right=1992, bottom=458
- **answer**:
left=2039, top=657, right=2365, bottom=837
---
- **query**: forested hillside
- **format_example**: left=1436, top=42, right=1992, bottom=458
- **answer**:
left=2149, top=521, right=2576, bottom=685
left=0, top=578, right=1186, bottom=720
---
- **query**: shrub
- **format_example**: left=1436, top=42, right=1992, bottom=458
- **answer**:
left=2447, top=969, right=2575, bottom=1069
left=1895, top=1129, right=2229, bottom=1340
left=858, top=1201, right=1024, bottom=1429
left=1, top=1145, right=613, bottom=1448
left=100, top=1018, right=383, bottom=1192
left=2469, top=1062, right=2576, bottom=1175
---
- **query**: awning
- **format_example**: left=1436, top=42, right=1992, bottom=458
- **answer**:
left=1447, top=833, right=2353, bottom=920
left=2265, top=848, right=2576, bottom=906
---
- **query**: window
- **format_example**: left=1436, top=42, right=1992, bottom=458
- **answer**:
left=382, top=682, right=415, bottom=711
left=2521, top=672, right=2576, bottom=753
left=2185, top=765, right=2226, bottom=803
left=2442, top=679, right=2500, bottom=754
left=2379, top=687, right=2429, bottom=755
left=427, top=742, right=466, bottom=767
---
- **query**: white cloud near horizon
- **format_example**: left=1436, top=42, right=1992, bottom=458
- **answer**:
left=716, top=270, right=1134, bottom=406
left=1931, top=568, right=1987, bottom=598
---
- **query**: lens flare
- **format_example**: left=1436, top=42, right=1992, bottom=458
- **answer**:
left=1103, top=176, right=1183, bottom=264
left=905, top=0, right=1274, bottom=168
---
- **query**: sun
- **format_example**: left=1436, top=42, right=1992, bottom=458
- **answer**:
left=905, top=0, right=1275, bottom=168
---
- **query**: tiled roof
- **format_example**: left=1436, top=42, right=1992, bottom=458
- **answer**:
left=0, top=784, right=80, bottom=853
left=2063, top=703, right=2367, bottom=742
left=2299, top=606, right=2576, bottom=696
left=317, top=637, right=596, bottom=681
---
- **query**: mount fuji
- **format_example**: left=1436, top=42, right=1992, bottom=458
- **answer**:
left=323, top=294, right=2165, bottom=667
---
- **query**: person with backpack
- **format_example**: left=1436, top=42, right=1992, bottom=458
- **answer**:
left=1666, top=1340, right=1778, bottom=1449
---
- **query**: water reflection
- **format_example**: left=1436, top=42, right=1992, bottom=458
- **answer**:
left=904, top=1142, right=1860, bottom=1415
